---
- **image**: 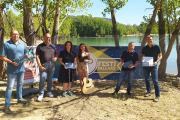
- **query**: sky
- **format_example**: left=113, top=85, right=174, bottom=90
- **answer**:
left=71, top=0, right=154, bottom=25
left=9, top=0, right=154, bottom=26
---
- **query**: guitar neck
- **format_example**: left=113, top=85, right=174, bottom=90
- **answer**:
left=86, top=63, right=89, bottom=81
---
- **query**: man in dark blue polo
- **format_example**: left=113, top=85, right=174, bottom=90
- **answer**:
left=0, top=30, right=28, bottom=114
left=112, top=42, right=139, bottom=96
left=140, top=35, right=162, bottom=102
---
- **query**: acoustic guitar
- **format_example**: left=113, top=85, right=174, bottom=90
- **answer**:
left=82, top=62, right=94, bottom=94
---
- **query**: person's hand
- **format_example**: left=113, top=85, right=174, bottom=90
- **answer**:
left=128, top=66, right=134, bottom=69
left=82, top=68, right=87, bottom=71
left=52, top=57, right=57, bottom=62
left=39, top=66, right=46, bottom=71
left=84, top=59, right=89, bottom=63
left=121, top=62, right=124, bottom=66
left=141, top=57, right=144, bottom=61
left=64, top=65, right=67, bottom=69
left=12, top=62, right=19, bottom=66
left=153, top=62, right=157, bottom=66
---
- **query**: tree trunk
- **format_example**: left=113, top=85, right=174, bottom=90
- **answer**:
left=176, top=36, right=180, bottom=77
left=110, top=9, right=119, bottom=47
left=0, top=4, right=7, bottom=80
left=23, top=0, right=36, bottom=46
left=51, top=0, right=60, bottom=44
left=42, top=0, right=48, bottom=36
left=158, top=3, right=166, bottom=78
left=159, top=17, right=180, bottom=78
left=141, top=0, right=160, bottom=46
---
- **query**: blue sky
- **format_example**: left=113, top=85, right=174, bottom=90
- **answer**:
left=9, top=0, right=154, bottom=26
left=72, top=0, right=154, bottom=25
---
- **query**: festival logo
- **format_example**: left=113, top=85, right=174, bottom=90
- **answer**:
left=88, top=53, right=97, bottom=75
left=87, top=46, right=122, bottom=79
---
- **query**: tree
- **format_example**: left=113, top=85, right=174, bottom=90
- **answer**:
left=51, top=0, right=60, bottom=44
left=23, top=0, right=36, bottom=46
left=157, top=0, right=166, bottom=78
left=141, top=0, right=161, bottom=46
left=0, top=3, right=7, bottom=80
left=101, top=0, right=127, bottom=46
left=157, top=0, right=180, bottom=78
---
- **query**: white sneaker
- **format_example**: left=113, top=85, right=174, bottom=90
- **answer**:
left=37, top=95, right=43, bottom=102
left=47, top=92, right=54, bottom=98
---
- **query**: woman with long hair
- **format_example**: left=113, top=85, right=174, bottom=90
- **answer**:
left=58, top=41, right=77, bottom=97
left=77, top=43, right=90, bottom=93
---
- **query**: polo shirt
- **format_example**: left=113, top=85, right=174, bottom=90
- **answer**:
left=141, top=44, right=161, bottom=63
left=0, top=39, right=27, bottom=74
left=121, top=50, right=139, bottom=71
left=36, top=43, right=58, bottom=64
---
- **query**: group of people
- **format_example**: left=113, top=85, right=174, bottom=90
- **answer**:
left=0, top=30, right=162, bottom=114
left=0, top=30, right=90, bottom=114
left=112, top=35, right=162, bottom=103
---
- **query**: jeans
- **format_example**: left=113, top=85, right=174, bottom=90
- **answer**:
left=5, top=72, right=24, bottom=106
left=143, top=66, right=160, bottom=97
left=39, top=67, right=55, bottom=96
left=115, top=69, right=135, bottom=94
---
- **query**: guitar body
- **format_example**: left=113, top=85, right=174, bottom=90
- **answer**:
left=82, top=77, right=94, bottom=94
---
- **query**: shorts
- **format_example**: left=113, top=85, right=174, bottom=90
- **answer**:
left=77, top=62, right=87, bottom=72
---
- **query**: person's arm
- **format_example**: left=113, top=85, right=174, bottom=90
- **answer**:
left=120, top=52, right=125, bottom=65
left=0, top=43, right=18, bottom=66
left=52, top=54, right=58, bottom=62
left=84, top=52, right=90, bottom=63
left=120, top=58, right=124, bottom=66
left=153, top=53, right=162, bottom=66
left=52, top=46, right=58, bottom=62
left=140, top=54, right=145, bottom=61
left=36, top=55, right=46, bottom=71
left=24, top=43, right=29, bottom=58
left=59, top=57, right=67, bottom=69
left=0, top=55, right=18, bottom=66
left=26, top=53, right=29, bottom=58
left=128, top=52, right=140, bottom=69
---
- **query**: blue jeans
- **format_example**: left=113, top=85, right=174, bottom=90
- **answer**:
left=143, top=66, right=160, bottom=97
left=39, top=67, right=55, bottom=96
left=115, top=69, right=135, bottom=94
left=5, top=72, right=24, bottom=106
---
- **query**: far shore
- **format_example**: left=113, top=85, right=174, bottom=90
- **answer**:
left=3, top=34, right=174, bottom=41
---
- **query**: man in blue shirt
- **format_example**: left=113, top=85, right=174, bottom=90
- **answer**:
left=112, top=42, right=139, bottom=96
left=0, top=30, right=28, bottom=114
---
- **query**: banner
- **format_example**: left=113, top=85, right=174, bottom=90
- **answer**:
left=53, top=45, right=144, bottom=80
left=14, top=46, right=39, bottom=86
left=13, top=45, right=144, bottom=87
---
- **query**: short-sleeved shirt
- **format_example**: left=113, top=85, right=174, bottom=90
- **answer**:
left=36, top=43, right=58, bottom=64
left=58, top=51, right=76, bottom=63
left=141, top=44, right=161, bottom=63
left=121, top=50, right=139, bottom=71
left=0, top=39, right=27, bottom=74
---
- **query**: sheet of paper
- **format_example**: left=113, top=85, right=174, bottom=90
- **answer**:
left=142, top=56, right=154, bottom=66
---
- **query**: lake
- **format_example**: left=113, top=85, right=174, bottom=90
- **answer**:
left=58, top=36, right=178, bottom=75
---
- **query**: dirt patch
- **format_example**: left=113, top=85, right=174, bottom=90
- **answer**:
left=0, top=75, right=180, bottom=120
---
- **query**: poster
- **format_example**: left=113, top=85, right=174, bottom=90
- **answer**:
left=14, top=46, right=39, bottom=86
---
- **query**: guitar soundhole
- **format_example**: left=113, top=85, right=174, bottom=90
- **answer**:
left=86, top=80, right=89, bottom=83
